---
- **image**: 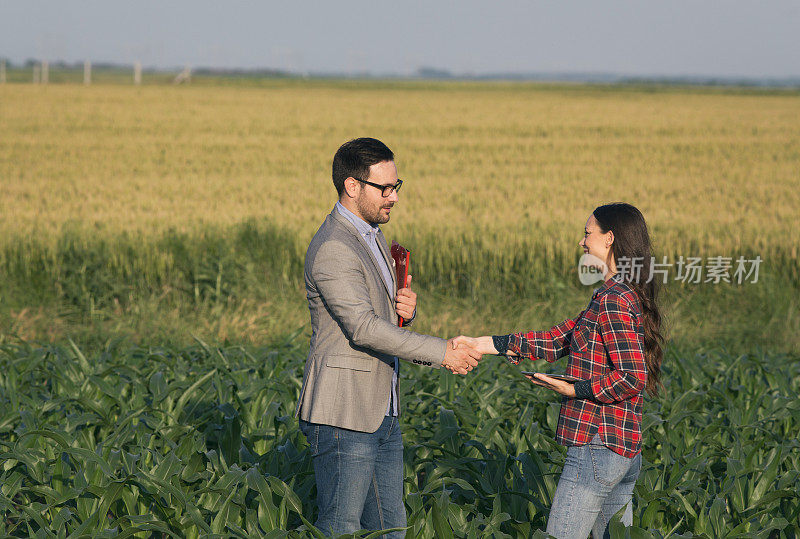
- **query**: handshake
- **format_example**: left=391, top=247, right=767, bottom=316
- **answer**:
left=440, top=335, right=498, bottom=375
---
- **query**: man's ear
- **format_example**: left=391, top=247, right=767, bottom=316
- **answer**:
left=343, top=177, right=359, bottom=199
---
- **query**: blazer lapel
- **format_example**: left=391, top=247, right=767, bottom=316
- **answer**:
left=330, top=210, right=395, bottom=301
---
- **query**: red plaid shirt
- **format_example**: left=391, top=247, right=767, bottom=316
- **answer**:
left=508, top=278, right=647, bottom=458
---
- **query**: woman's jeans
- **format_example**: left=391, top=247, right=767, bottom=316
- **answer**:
left=299, top=416, right=406, bottom=538
left=547, top=435, right=642, bottom=539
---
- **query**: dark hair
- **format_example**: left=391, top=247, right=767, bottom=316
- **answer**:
left=593, top=202, right=665, bottom=397
left=332, top=138, right=394, bottom=196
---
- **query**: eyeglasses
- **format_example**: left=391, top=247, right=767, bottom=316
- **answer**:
left=354, top=178, right=403, bottom=197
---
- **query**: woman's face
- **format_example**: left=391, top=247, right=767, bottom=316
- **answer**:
left=579, top=214, right=615, bottom=275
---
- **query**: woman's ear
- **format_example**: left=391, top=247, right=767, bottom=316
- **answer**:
left=606, top=231, right=614, bottom=248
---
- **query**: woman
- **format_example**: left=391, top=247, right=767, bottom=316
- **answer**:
left=456, top=203, right=664, bottom=538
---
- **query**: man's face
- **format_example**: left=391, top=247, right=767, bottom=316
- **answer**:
left=354, top=160, right=399, bottom=225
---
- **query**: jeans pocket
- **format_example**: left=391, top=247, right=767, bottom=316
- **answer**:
left=590, top=446, right=631, bottom=487
left=627, top=452, right=642, bottom=481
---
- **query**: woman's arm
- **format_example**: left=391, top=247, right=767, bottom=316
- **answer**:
left=505, top=313, right=584, bottom=363
left=452, top=336, right=505, bottom=355
left=453, top=311, right=586, bottom=363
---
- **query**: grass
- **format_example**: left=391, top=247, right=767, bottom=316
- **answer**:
left=0, top=221, right=796, bottom=352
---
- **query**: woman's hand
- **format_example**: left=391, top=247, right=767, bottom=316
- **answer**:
left=524, top=373, right=577, bottom=397
left=451, top=335, right=497, bottom=356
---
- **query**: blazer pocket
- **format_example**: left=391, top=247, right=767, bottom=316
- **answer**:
left=325, top=354, right=375, bottom=372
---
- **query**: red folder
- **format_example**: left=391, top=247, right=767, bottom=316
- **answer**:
left=390, top=241, right=411, bottom=327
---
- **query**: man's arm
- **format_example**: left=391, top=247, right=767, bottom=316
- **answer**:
left=312, top=240, right=447, bottom=366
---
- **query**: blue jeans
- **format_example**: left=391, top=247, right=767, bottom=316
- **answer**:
left=547, top=435, right=642, bottom=539
left=299, top=416, right=406, bottom=537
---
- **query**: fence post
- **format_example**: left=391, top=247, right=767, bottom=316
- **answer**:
left=33, top=63, right=40, bottom=84
left=134, top=61, right=141, bottom=85
left=84, top=60, right=91, bottom=85
left=0, top=60, right=6, bottom=84
left=42, top=61, right=49, bottom=84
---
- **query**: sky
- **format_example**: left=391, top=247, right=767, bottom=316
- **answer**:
left=1, top=1, right=799, bottom=79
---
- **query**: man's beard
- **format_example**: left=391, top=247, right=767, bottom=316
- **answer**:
left=356, top=196, right=392, bottom=225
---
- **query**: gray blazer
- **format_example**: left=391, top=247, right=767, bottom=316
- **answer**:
left=295, top=208, right=447, bottom=432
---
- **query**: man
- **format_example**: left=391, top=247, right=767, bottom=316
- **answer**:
left=295, top=137, right=481, bottom=536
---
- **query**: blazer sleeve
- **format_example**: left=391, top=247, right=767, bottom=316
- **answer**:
left=310, top=240, right=446, bottom=367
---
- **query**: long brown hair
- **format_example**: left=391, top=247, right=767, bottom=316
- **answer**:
left=593, top=203, right=664, bottom=397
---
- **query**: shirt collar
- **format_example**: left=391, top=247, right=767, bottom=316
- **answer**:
left=593, top=275, right=619, bottom=298
left=335, top=201, right=379, bottom=238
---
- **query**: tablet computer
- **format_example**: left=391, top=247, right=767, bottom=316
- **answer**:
left=520, top=371, right=582, bottom=384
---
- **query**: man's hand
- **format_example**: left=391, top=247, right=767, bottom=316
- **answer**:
left=395, top=275, right=416, bottom=322
left=442, top=338, right=483, bottom=375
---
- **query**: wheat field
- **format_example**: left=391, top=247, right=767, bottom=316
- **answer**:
left=1, top=81, right=798, bottom=349
left=2, top=82, right=799, bottom=240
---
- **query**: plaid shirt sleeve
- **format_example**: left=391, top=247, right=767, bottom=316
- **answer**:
left=590, top=293, right=647, bottom=403
left=506, top=311, right=585, bottom=364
